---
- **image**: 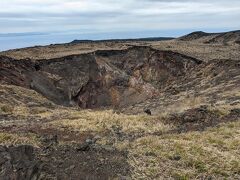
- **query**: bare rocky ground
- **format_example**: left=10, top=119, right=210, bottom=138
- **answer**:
left=0, top=32, right=240, bottom=179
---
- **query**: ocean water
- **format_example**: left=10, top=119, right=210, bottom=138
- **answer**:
left=0, top=33, right=81, bottom=52
left=0, top=30, right=186, bottom=52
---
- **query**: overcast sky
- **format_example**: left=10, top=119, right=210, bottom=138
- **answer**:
left=0, top=0, right=240, bottom=50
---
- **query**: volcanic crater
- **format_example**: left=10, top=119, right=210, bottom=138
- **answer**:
left=0, top=46, right=202, bottom=109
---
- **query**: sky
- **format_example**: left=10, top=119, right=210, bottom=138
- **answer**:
left=0, top=0, right=240, bottom=51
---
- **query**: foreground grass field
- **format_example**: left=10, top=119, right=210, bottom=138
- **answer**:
left=0, top=84, right=239, bottom=179
left=129, top=121, right=240, bottom=179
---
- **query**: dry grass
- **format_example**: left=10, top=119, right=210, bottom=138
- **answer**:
left=0, top=132, right=41, bottom=147
left=1, top=40, right=239, bottom=62
left=150, top=40, right=240, bottom=62
left=0, top=41, right=131, bottom=60
left=0, top=104, right=14, bottom=114
left=128, top=120, right=240, bottom=179
left=0, top=85, right=240, bottom=179
left=0, top=85, right=55, bottom=118
left=157, top=96, right=207, bottom=116
left=0, top=84, right=54, bottom=106
left=50, top=110, right=172, bottom=135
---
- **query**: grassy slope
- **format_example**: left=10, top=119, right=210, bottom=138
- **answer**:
left=0, top=84, right=239, bottom=179
left=1, top=40, right=240, bottom=62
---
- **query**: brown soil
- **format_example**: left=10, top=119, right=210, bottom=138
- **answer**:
left=0, top=144, right=129, bottom=180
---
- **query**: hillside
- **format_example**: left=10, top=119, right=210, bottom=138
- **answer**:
left=178, top=31, right=215, bottom=41
left=0, top=32, right=240, bottom=179
left=178, top=30, right=240, bottom=45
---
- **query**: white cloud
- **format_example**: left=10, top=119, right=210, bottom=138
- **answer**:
left=133, top=2, right=240, bottom=15
left=0, top=0, right=239, bottom=34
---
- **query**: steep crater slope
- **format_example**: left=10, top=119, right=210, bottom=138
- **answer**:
left=0, top=46, right=201, bottom=109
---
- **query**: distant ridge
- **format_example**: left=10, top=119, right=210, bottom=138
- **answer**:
left=178, top=31, right=215, bottom=41
left=70, top=37, right=174, bottom=44
left=178, top=30, right=240, bottom=45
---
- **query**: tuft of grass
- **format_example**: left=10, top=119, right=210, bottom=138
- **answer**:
left=0, top=105, right=14, bottom=113
left=0, top=132, right=41, bottom=147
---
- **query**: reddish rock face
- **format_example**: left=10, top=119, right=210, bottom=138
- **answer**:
left=0, top=46, right=202, bottom=109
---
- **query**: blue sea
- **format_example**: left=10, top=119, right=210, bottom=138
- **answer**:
left=0, top=28, right=230, bottom=52
left=0, top=33, right=86, bottom=51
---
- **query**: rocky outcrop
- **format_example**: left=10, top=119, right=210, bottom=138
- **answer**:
left=0, top=46, right=202, bottom=109
left=0, top=145, right=43, bottom=180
